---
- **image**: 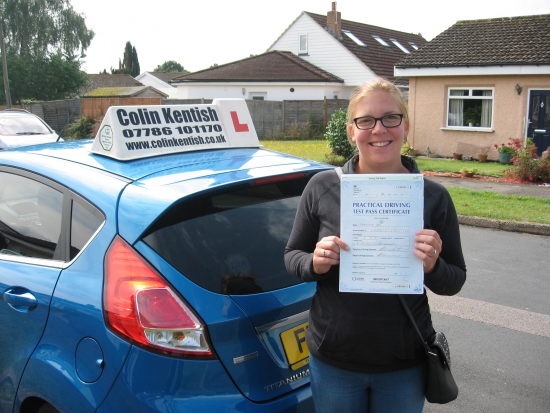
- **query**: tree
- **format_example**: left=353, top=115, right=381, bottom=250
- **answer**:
left=131, top=46, right=139, bottom=77
left=123, top=42, right=132, bottom=73
left=0, top=52, right=88, bottom=103
left=154, top=60, right=188, bottom=73
left=2, top=0, right=94, bottom=58
left=0, top=0, right=93, bottom=105
left=109, top=41, right=140, bottom=76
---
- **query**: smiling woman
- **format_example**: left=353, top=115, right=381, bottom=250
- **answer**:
left=284, top=77, right=467, bottom=413
left=345, top=81, right=410, bottom=174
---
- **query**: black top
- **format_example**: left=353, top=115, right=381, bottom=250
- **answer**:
left=284, top=155, right=467, bottom=373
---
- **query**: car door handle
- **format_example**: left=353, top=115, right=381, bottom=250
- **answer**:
left=3, top=289, right=38, bottom=311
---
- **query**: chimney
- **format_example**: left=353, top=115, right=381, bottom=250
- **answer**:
left=326, top=2, right=341, bottom=37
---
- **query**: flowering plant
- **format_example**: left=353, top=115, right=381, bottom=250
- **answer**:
left=494, top=142, right=516, bottom=154
left=505, top=140, right=550, bottom=183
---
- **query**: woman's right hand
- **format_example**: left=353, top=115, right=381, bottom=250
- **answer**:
left=313, top=236, right=349, bottom=274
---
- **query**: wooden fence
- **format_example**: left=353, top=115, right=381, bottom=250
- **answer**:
left=81, top=97, right=163, bottom=118
left=22, top=97, right=349, bottom=139
left=247, top=100, right=284, bottom=138
left=246, top=99, right=349, bottom=138
left=23, top=99, right=81, bottom=135
left=284, top=99, right=348, bottom=135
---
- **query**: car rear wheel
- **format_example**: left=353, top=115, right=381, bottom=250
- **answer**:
left=37, top=404, right=60, bottom=413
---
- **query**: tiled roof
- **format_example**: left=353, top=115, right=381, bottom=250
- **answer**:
left=147, top=72, right=186, bottom=83
left=306, top=12, right=427, bottom=84
left=80, top=74, right=143, bottom=95
left=396, top=14, right=550, bottom=68
left=83, top=86, right=168, bottom=98
left=171, top=51, right=343, bottom=83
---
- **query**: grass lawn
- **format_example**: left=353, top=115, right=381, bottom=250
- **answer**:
left=260, top=140, right=550, bottom=225
left=415, top=157, right=509, bottom=177
left=261, top=140, right=510, bottom=175
left=448, top=188, right=550, bottom=225
left=261, top=140, right=331, bottom=163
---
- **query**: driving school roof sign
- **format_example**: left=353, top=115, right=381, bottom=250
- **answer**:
left=90, top=98, right=260, bottom=160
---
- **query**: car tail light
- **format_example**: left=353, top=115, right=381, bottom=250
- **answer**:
left=252, top=172, right=307, bottom=186
left=103, top=235, right=215, bottom=358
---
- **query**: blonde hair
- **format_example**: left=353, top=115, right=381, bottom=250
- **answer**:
left=346, top=78, right=409, bottom=143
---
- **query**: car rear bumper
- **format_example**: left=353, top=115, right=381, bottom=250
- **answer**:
left=97, top=346, right=314, bottom=413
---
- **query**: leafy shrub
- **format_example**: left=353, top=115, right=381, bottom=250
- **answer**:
left=305, top=114, right=325, bottom=138
left=324, top=153, right=347, bottom=166
left=62, top=116, right=101, bottom=140
left=21, top=99, right=43, bottom=104
left=325, top=109, right=355, bottom=160
left=401, top=140, right=416, bottom=155
left=506, top=139, right=550, bottom=183
left=284, top=114, right=325, bottom=140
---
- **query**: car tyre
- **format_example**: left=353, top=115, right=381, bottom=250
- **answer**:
left=37, top=404, right=60, bottom=413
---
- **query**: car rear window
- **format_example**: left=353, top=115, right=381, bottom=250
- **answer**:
left=0, top=115, right=52, bottom=135
left=142, top=176, right=312, bottom=294
left=70, top=199, right=104, bottom=260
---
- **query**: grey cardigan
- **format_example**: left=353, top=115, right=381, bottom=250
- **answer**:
left=284, top=155, right=467, bottom=373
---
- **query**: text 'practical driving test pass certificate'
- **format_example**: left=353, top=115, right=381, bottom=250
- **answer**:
left=339, top=174, right=424, bottom=294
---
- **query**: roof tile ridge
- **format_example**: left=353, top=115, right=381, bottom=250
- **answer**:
left=340, top=19, right=425, bottom=39
left=456, top=13, right=550, bottom=25
left=305, top=10, right=425, bottom=40
left=174, top=51, right=280, bottom=80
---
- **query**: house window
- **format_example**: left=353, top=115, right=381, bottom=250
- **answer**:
left=299, top=34, right=308, bottom=54
left=343, top=30, right=366, bottom=47
left=447, top=88, right=494, bottom=129
left=249, top=92, right=267, bottom=100
left=372, top=35, right=390, bottom=47
left=390, top=39, right=410, bottom=54
left=409, top=42, right=419, bottom=50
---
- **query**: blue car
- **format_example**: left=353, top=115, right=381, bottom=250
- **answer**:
left=0, top=100, right=330, bottom=413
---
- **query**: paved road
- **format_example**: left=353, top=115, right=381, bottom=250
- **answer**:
left=423, top=225, right=550, bottom=413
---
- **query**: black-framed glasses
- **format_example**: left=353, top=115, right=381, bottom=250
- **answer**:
left=353, top=114, right=404, bottom=130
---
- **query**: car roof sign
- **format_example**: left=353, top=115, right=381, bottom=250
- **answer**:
left=90, top=98, right=260, bottom=161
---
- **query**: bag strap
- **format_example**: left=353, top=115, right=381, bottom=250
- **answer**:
left=398, top=295, right=431, bottom=354
left=334, top=167, right=343, bottom=180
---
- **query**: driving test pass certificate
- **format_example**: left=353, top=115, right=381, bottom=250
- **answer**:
left=339, top=174, right=424, bottom=294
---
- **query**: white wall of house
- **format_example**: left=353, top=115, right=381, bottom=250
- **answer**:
left=135, top=72, right=178, bottom=99
left=268, top=13, right=376, bottom=88
left=174, top=82, right=351, bottom=101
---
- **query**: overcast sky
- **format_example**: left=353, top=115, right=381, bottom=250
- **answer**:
left=69, top=0, right=550, bottom=75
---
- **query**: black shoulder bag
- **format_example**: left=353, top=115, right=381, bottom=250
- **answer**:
left=398, top=295, right=459, bottom=404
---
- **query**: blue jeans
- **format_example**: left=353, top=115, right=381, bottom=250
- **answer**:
left=309, top=355, right=426, bottom=413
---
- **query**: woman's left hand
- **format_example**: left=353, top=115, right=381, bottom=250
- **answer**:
left=414, top=229, right=442, bottom=273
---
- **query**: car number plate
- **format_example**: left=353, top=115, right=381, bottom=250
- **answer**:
left=280, top=321, right=309, bottom=370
